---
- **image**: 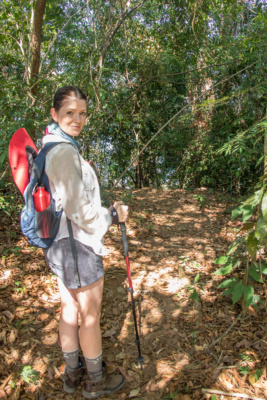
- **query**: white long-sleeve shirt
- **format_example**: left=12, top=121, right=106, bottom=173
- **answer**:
left=42, top=135, right=112, bottom=255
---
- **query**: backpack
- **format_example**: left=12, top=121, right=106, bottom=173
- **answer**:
left=20, top=142, right=63, bottom=248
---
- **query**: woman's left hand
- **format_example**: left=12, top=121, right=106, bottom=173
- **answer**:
left=113, top=201, right=128, bottom=223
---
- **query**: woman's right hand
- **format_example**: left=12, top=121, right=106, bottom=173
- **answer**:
left=113, top=201, right=128, bottom=223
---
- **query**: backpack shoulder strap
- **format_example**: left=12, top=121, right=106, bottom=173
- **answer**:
left=41, top=142, right=63, bottom=155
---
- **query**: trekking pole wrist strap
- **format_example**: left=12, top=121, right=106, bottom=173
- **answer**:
left=108, top=206, right=119, bottom=225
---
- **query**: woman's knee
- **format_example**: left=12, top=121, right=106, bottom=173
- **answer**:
left=79, top=307, right=101, bottom=328
left=75, top=278, right=103, bottom=323
left=62, top=301, right=79, bottom=312
left=60, top=297, right=79, bottom=322
left=57, top=278, right=79, bottom=312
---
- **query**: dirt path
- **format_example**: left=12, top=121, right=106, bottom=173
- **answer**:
left=0, top=188, right=266, bottom=400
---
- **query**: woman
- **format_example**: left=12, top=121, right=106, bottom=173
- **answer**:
left=42, top=86, right=128, bottom=398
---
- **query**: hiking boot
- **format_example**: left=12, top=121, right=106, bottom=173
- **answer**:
left=63, top=356, right=85, bottom=394
left=83, top=361, right=125, bottom=399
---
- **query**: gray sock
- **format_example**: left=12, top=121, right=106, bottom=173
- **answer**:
left=84, top=352, right=102, bottom=374
left=62, top=348, right=79, bottom=370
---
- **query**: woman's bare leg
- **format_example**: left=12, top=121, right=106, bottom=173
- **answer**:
left=75, top=277, right=104, bottom=358
left=57, top=277, right=79, bottom=352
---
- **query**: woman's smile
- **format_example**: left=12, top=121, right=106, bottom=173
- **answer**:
left=51, top=96, right=87, bottom=136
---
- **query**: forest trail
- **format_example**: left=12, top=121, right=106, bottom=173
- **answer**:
left=0, top=188, right=266, bottom=400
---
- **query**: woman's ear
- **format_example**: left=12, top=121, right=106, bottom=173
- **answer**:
left=50, top=108, right=58, bottom=123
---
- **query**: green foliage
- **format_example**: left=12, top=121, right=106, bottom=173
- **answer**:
left=238, top=353, right=263, bottom=381
left=3, top=247, right=23, bottom=256
left=0, top=180, right=22, bottom=225
left=163, top=390, right=180, bottom=400
left=121, top=190, right=135, bottom=204
left=193, top=194, right=208, bottom=208
left=239, top=366, right=250, bottom=375
left=253, top=369, right=263, bottom=381
left=14, top=281, right=27, bottom=293
left=0, top=190, right=21, bottom=217
left=20, top=366, right=40, bottom=384
left=0, top=0, right=266, bottom=191
left=185, top=273, right=203, bottom=303
left=214, top=169, right=267, bottom=313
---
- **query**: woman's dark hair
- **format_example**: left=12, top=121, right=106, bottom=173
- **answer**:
left=53, top=86, right=87, bottom=111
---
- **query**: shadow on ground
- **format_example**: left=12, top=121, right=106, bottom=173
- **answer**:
left=0, top=188, right=266, bottom=400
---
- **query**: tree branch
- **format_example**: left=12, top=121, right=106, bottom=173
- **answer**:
left=110, top=62, right=256, bottom=189
left=94, top=0, right=147, bottom=76
left=91, top=59, right=242, bottom=140
left=202, top=389, right=265, bottom=400
left=39, top=4, right=87, bottom=73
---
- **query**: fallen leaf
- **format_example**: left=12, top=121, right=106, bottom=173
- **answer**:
left=2, top=310, right=14, bottom=321
left=41, top=333, right=58, bottom=345
left=0, top=300, right=9, bottom=311
left=10, top=349, right=19, bottom=360
left=247, top=305, right=258, bottom=317
left=8, top=383, right=21, bottom=400
left=106, top=364, right=117, bottom=374
left=47, top=366, right=54, bottom=380
left=235, top=339, right=252, bottom=348
left=8, top=329, right=17, bottom=345
left=249, top=374, right=256, bottom=385
left=103, top=327, right=117, bottom=338
left=20, top=341, right=29, bottom=347
left=42, top=319, right=58, bottom=332
left=0, top=330, right=7, bottom=343
left=117, top=367, right=134, bottom=383
left=129, top=387, right=140, bottom=398
left=37, top=313, right=50, bottom=322
left=33, top=356, right=48, bottom=374
left=15, top=306, right=27, bottom=311
left=20, top=316, right=35, bottom=325
left=116, top=352, right=125, bottom=360
left=127, top=370, right=141, bottom=383
left=54, top=365, right=63, bottom=380
left=142, top=354, right=150, bottom=364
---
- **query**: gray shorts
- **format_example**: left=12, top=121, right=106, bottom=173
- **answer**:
left=43, top=238, right=104, bottom=289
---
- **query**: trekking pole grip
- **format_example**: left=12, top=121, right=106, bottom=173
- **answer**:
left=120, top=222, right=128, bottom=257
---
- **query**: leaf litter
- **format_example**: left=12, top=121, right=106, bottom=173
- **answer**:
left=0, top=188, right=266, bottom=400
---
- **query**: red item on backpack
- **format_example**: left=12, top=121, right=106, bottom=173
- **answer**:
left=8, top=128, right=38, bottom=194
left=33, top=187, right=51, bottom=212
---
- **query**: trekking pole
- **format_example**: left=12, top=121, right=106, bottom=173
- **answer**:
left=120, top=222, right=143, bottom=369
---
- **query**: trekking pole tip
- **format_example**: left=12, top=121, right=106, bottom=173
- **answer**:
left=138, top=356, right=144, bottom=370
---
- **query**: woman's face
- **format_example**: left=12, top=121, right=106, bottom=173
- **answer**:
left=50, top=95, right=87, bottom=137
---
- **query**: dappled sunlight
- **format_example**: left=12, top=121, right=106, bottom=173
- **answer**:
left=0, top=270, right=11, bottom=280
left=0, top=188, right=266, bottom=399
left=167, top=276, right=191, bottom=294
left=117, top=310, right=132, bottom=341
left=130, top=270, right=147, bottom=293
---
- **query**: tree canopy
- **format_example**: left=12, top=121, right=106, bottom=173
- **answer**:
left=1, top=0, right=266, bottom=192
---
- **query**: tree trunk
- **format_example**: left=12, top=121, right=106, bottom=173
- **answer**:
left=153, top=155, right=160, bottom=187
left=133, top=127, right=143, bottom=189
left=29, top=0, right=47, bottom=95
left=28, top=0, right=47, bottom=140
left=92, top=0, right=146, bottom=84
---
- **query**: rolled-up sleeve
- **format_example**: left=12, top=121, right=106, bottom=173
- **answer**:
left=46, top=144, right=112, bottom=236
